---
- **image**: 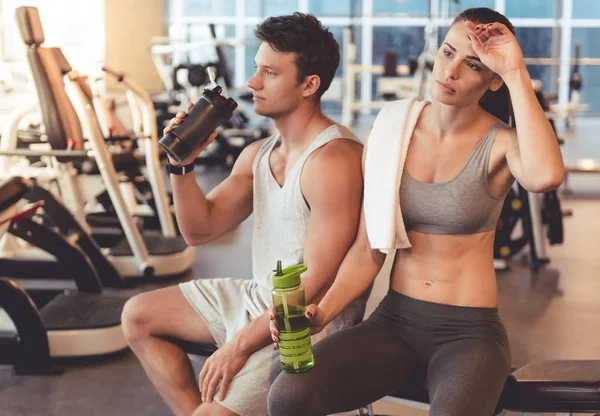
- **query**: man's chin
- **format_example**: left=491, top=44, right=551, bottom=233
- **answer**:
left=253, top=103, right=265, bottom=115
left=254, top=108, right=267, bottom=117
left=253, top=105, right=274, bottom=118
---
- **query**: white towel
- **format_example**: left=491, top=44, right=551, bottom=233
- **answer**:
left=363, top=97, right=429, bottom=253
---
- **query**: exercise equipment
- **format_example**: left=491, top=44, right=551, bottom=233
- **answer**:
left=356, top=360, right=600, bottom=415
left=341, top=26, right=412, bottom=126
left=0, top=176, right=127, bottom=374
left=563, top=158, right=600, bottom=194
left=493, top=93, right=566, bottom=272
left=45, top=47, right=181, bottom=236
left=548, top=44, right=590, bottom=128
left=493, top=183, right=563, bottom=272
left=0, top=177, right=127, bottom=290
left=375, top=50, right=415, bottom=101
left=0, top=6, right=194, bottom=279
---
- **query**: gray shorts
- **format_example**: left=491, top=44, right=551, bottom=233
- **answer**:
left=179, top=277, right=367, bottom=416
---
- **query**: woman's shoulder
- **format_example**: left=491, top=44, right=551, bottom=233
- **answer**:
left=479, top=111, right=515, bottom=136
left=486, top=115, right=517, bottom=152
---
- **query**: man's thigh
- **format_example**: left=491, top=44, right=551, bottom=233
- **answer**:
left=126, top=285, right=220, bottom=344
left=213, top=343, right=280, bottom=416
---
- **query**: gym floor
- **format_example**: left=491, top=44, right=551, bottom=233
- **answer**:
left=0, top=118, right=599, bottom=416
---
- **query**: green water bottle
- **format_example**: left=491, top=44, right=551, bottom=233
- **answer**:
left=271, top=260, right=314, bottom=373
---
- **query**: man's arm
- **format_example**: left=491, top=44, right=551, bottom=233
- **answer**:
left=236, top=139, right=364, bottom=353
left=271, top=127, right=386, bottom=336
left=171, top=139, right=264, bottom=245
left=198, top=139, right=364, bottom=403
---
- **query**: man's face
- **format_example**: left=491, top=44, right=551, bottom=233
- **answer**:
left=246, top=42, right=307, bottom=118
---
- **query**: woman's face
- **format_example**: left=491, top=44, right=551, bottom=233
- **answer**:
left=431, top=21, right=501, bottom=106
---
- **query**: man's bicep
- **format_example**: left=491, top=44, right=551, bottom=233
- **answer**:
left=202, top=139, right=263, bottom=238
left=204, top=174, right=254, bottom=237
left=300, top=153, right=363, bottom=300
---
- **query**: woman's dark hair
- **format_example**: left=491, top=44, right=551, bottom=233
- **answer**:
left=452, top=8, right=516, bottom=124
left=254, top=13, right=340, bottom=99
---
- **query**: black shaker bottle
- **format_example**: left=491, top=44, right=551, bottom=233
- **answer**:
left=158, top=85, right=238, bottom=163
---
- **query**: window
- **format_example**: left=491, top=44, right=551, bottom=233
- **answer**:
left=168, top=24, right=236, bottom=82
left=516, top=27, right=558, bottom=98
left=159, top=0, right=600, bottom=114
left=325, top=25, right=361, bottom=111
left=571, top=28, right=600, bottom=113
left=373, top=26, right=426, bottom=65
left=505, top=0, right=558, bottom=19
left=516, top=27, right=555, bottom=58
left=181, top=0, right=235, bottom=16
left=245, top=0, right=298, bottom=17
left=373, top=0, right=429, bottom=17
left=329, top=25, right=349, bottom=77
left=1, top=0, right=104, bottom=73
left=371, top=26, right=425, bottom=98
left=309, top=0, right=362, bottom=17
left=573, top=0, right=600, bottom=19
left=440, top=0, right=494, bottom=16
left=244, top=25, right=261, bottom=83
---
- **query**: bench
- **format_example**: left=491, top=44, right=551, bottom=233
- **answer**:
left=375, top=360, right=600, bottom=416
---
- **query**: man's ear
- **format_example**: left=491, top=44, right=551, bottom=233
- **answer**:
left=489, top=74, right=504, bottom=92
left=302, top=74, right=321, bottom=98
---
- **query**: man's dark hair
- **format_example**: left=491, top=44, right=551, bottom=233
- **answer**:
left=254, top=13, right=340, bottom=98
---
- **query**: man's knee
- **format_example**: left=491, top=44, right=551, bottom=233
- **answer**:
left=121, top=293, right=152, bottom=345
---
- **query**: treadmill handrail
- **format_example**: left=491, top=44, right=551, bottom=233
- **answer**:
left=102, top=67, right=176, bottom=238
left=64, top=71, right=154, bottom=276
left=8, top=217, right=104, bottom=293
left=24, top=184, right=127, bottom=289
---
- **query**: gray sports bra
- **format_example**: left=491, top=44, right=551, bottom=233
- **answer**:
left=400, top=122, right=509, bottom=235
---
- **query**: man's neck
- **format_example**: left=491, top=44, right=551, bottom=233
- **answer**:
left=272, top=101, right=334, bottom=152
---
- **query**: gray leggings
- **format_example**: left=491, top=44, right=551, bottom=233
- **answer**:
left=268, top=289, right=511, bottom=416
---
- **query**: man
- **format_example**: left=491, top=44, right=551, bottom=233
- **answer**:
left=121, top=13, right=366, bottom=416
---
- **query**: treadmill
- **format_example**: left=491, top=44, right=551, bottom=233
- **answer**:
left=0, top=6, right=194, bottom=279
left=49, top=47, right=181, bottom=236
left=0, top=176, right=127, bottom=374
left=0, top=176, right=128, bottom=290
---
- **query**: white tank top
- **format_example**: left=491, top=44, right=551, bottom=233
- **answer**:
left=246, top=124, right=368, bottom=333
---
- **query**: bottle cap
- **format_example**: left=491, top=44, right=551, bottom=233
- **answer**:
left=202, top=85, right=238, bottom=112
left=272, top=261, right=307, bottom=289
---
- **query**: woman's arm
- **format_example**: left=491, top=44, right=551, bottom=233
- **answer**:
left=304, top=128, right=387, bottom=332
left=315, top=205, right=387, bottom=328
left=471, top=22, right=565, bottom=192
left=503, top=68, right=565, bottom=192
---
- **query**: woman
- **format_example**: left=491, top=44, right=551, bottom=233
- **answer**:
left=267, top=7, right=564, bottom=416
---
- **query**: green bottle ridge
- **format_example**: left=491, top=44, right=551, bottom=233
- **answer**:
left=271, top=260, right=314, bottom=373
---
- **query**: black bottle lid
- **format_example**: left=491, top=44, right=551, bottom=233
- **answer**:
left=202, top=85, right=238, bottom=112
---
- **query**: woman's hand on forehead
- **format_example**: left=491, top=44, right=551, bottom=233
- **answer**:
left=466, top=21, right=525, bottom=78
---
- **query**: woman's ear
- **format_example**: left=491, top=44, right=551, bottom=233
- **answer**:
left=489, top=74, right=504, bottom=92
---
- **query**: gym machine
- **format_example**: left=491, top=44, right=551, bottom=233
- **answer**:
left=0, top=176, right=128, bottom=374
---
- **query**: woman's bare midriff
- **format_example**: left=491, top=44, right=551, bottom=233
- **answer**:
left=390, top=230, right=499, bottom=308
